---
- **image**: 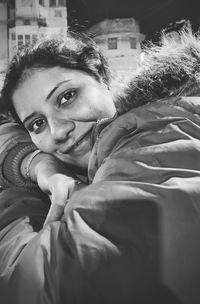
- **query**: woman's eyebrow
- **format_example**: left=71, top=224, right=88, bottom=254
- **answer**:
left=23, top=112, right=37, bottom=125
left=45, top=80, right=71, bottom=101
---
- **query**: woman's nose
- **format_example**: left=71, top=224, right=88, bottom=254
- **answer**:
left=50, top=119, right=75, bottom=143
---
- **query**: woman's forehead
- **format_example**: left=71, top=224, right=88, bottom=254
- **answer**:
left=13, top=66, right=99, bottom=106
left=19, top=66, right=91, bottom=85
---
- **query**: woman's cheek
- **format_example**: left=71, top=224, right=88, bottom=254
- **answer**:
left=31, top=134, right=50, bottom=153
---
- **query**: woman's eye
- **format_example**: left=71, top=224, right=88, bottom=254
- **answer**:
left=59, top=90, right=76, bottom=106
left=30, top=119, right=46, bottom=133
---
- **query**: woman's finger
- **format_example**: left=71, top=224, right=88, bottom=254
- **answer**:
left=43, top=184, right=69, bottom=226
left=43, top=200, right=68, bottom=226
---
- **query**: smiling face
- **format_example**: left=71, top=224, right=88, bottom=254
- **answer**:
left=12, top=67, right=116, bottom=169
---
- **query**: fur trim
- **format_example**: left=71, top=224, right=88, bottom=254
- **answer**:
left=112, top=25, right=200, bottom=114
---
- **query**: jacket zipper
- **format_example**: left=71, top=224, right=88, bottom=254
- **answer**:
left=90, top=113, right=118, bottom=149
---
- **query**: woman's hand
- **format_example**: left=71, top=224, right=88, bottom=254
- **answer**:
left=21, top=152, right=85, bottom=225
left=42, top=173, right=81, bottom=226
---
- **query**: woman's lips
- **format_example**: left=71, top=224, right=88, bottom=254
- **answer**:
left=58, top=128, right=92, bottom=155
left=69, top=131, right=91, bottom=153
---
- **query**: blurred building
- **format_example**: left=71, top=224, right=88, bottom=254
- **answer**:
left=1, top=9, right=145, bottom=87
left=86, top=18, right=145, bottom=76
left=8, top=0, right=67, bottom=59
left=0, top=0, right=67, bottom=88
left=0, top=0, right=8, bottom=85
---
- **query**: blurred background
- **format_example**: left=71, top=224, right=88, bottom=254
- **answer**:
left=0, top=0, right=199, bottom=86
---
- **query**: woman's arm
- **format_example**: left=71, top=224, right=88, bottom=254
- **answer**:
left=21, top=150, right=85, bottom=225
left=0, top=115, right=85, bottom=223
left=0, top=114, right=37, bottom=188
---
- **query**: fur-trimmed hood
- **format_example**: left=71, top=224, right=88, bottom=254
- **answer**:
left=112, top=26, right=200, bottom=114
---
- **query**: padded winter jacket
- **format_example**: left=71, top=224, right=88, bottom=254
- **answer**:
left=0, top=96, right=200, bottom=303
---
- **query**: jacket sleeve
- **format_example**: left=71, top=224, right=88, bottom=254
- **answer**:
left=1, top=170, right=199, bottom=303
left=0, top=176, right=165, bottom=304
left=0, top=115, right=37, bottom=188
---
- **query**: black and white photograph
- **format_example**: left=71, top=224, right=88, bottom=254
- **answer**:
left=0, top=1, right=200, bottom=303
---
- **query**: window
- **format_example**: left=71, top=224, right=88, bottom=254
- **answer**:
left=108, top=37, right=118, bottom=50
left=17, top=35, right=23, bottom=48
left=39, top=0, right=44, bottom=6
left=54, top=9, right=62, bottom=17
left=21, top=0, right=33, bottom=6
left=50, top=0, right=56, bottom=6
left=25, top=34, right=31, bottom=45
left=24, top=19, right=30, bottom=25
left=11, top=33, right=16, bottom=40
left=49, top=0, right=65, bottom=6
left=58, top=0, right=65, bottom=5
left=130, top=37, right=137, bottom=49
left=32, top=34, right=37, bottom=43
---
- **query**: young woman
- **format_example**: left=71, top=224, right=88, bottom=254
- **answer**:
left=1, top=29, right=200, bottom=304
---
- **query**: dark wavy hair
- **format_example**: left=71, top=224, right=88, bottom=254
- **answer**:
left=1, top=32, right=111, bottom=120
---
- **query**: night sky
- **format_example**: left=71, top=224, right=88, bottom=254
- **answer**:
left=67, top=0, right=199, bottom=42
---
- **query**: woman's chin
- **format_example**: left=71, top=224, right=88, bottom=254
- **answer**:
left=55, top=151, right=90, bottom=170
